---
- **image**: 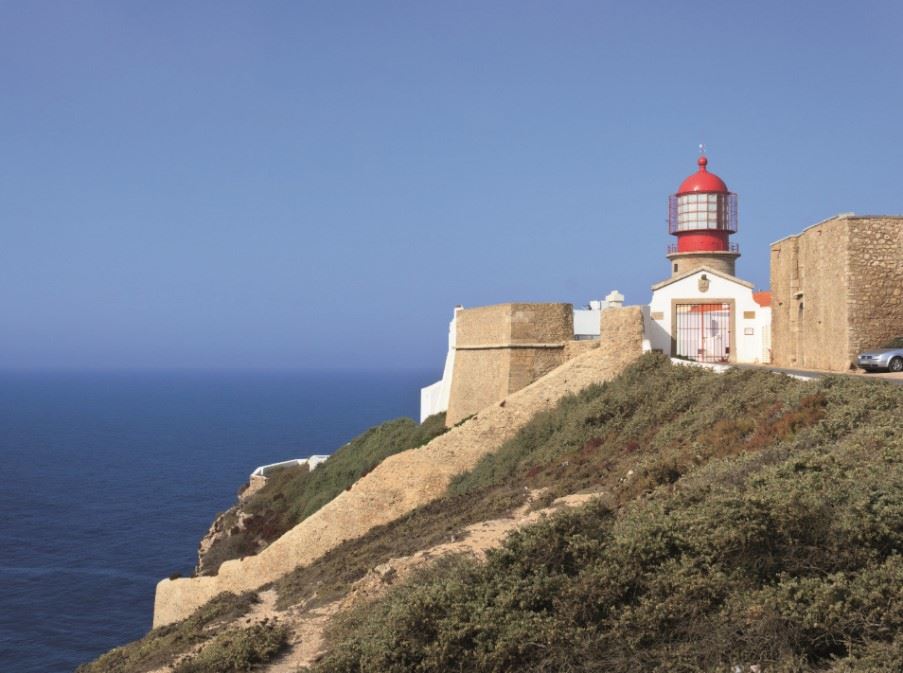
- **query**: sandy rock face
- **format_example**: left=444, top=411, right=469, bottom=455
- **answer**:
left=194, top=509, right=230, bottom=576
left=194, top=475, right=268, bottom=576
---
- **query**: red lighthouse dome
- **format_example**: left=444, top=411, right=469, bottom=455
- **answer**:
left=677, top=156, right=728, bottom=195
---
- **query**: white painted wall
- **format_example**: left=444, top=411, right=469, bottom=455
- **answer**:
left=575, top=291, right=626, bottom=339
left=250, top=454, right=330, bottom=478
left=646, top=269, right=771, bottom=364
left=419, top=307, right=460, bottom=422
left=757, top=308, right=772, bottom=364
left=574, top=308, right=602, bottom=338
left=419, top=380, right=444, bottom=422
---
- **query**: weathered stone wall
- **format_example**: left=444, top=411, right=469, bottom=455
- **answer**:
left=446, top=349, right=511, bottom=425
left=771, top=217, right=851, bottom=370
left=153, top=312, right=646, bottom=627
left=445, top=303, right=573, bottom=426
left=598, top=306, right=646, bottom=365
left=452, top=303, right=518, bottom=346
left=847, top=217, right=903, bottom=359
left=668, top=251, right=737, bottom=278
left=771, top=215, right=903, bottom=371
left=507, top=303, right=574, bottom=343
left=507, top=347, right=568, bottom=394
left=770, top=239, right=793, bottom=366
left=563, top=339, right=600, bottom=360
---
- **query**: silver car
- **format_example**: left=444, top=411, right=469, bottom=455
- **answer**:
left=857, top=337, right=903, bottom=373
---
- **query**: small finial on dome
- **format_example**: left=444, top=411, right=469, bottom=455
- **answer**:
left=676, top=147, right=727, bottom=194
left=698, top=143, right=705, bottom=155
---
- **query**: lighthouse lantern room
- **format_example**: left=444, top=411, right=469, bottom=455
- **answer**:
left=666, top=155, right=740, bottom=277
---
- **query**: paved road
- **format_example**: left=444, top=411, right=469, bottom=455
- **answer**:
left=735, top=363, right=903, bottom=386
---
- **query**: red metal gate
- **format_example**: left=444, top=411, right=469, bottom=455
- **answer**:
left=675, top=303, right=731, bottom=363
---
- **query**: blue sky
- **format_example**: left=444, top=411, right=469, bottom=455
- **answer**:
left=2, top=1, right=902, bottom=372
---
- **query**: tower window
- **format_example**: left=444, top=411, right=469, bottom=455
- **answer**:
left=674, top=263, right=679, bottom=272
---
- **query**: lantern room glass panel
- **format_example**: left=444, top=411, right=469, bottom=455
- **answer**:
left=668, top=193, right=738, bottom=234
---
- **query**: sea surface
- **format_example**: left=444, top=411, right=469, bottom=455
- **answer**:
left=0, top=369, right=433, bottom=673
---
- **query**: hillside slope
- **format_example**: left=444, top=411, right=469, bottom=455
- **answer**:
left=309, top=359, right=903, bottom=673
left=80, top=354, right=903, bottom=673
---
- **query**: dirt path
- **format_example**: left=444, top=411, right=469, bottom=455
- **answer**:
left=262, top=490, right=604, bottom=671
left=265, top=602, right=339, bottom=673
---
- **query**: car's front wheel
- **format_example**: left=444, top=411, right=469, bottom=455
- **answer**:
left=889, top=357, right=903, bottom=373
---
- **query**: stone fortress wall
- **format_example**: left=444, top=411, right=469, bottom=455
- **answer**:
left=770, top=217, right=851, bottom=370
left=445, top=303, right=574, bottom=426
left=846, top=217, right=903, bottom=358
left=771, top=215, right=903, bottom=371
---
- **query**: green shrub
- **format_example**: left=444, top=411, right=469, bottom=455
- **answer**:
left=280, top=355, right=865, bottom=619
left=173, top=620, right=289, bottom=673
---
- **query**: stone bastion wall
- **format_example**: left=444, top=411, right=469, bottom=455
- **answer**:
left=445, top=303, right=574, bottom=426
left=846, top=217, right=903, bottom=359
left=153, top=307, right=645, bottom=627
left=771, top=215, right=903, bottom=371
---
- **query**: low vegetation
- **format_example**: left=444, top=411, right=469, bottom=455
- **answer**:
left=172, top=619, right=289, bottom=673
left=307, top=355, right=903, bottom=673
left=198, top=413, right=447, bottom=574
left=276, top=355, right=829, bottom=611
left=75, top=592, right=260, bottom=673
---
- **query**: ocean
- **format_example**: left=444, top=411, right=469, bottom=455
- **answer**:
left=0, top=369, right=432, bottom=673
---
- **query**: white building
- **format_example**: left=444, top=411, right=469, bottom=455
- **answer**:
left=419, top=307, right=460, bottom=422
left=646, top=266, right=771, bottom=364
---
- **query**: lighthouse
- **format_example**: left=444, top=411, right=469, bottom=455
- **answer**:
left=647, top=152, right=771, bottom=365
left=666, top=154, right=739, bottom=277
